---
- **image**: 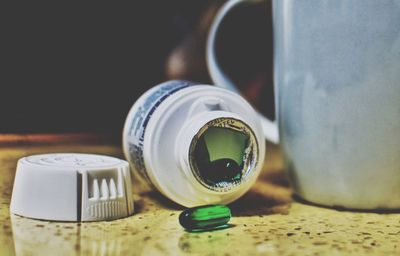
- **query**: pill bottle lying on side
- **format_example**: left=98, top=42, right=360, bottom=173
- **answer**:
left=123, top=80, right=265, bottom=207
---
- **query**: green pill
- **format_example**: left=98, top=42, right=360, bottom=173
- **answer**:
left=179, top=205, right=231, bottom=231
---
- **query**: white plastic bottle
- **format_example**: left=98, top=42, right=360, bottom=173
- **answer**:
left=123, top=80, right=265, bottom=207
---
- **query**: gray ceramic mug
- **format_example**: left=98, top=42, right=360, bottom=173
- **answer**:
left=207, top=0, right=400, bottom=209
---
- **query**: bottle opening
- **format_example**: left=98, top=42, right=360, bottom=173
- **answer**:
left=189, top=118, right=259, bottom=192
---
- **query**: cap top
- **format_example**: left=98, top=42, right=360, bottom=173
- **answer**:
left=25, top=153, right=123, bottom=169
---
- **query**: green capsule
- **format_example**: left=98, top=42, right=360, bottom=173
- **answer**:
left=179, top=205, right=231, bottom=231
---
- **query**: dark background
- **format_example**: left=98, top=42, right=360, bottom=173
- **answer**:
left=0, top=1, right=273, bottom=136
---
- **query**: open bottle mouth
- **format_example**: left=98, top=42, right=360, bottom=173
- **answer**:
left=189, top=117, right=259, bottom=192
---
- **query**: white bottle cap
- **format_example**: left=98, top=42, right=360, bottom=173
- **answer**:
left=10, top=153, right=134, bottom=222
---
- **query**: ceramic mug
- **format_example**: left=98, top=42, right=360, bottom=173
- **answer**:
left=207, top=0, right=400, bottom=209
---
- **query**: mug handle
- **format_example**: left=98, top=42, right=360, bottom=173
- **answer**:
left=207, top=0, right=279, bottom=144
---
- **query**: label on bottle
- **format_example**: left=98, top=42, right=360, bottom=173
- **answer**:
left=125, top=80, right=195, bottom=183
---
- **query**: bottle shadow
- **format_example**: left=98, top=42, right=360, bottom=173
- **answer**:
left=229, top=188, right=291, bottom=217
left=136, top=167, right=293, bottom=216
left=229, top=168, right=292, bottom=216
left=135, top=191, right=184, bottom=213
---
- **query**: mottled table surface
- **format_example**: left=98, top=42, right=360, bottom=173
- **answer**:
left=0, top=134, right=399, bottom=256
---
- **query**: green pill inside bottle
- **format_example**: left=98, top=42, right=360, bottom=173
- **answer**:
left=193, top=126, right=249, bottom=188
left=179, top=205, right=231, bottom=231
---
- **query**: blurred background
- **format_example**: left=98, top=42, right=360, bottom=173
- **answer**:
left=1, top=1, right=274, bottom=138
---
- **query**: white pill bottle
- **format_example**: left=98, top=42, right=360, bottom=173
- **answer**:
left=123, top=80, right=265, bottom=207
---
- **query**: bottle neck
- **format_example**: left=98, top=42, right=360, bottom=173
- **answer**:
left=176, top=111, right=259, bottom=195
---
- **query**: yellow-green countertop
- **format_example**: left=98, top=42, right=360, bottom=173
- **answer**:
left=0, top=134, right=399, bottom=255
